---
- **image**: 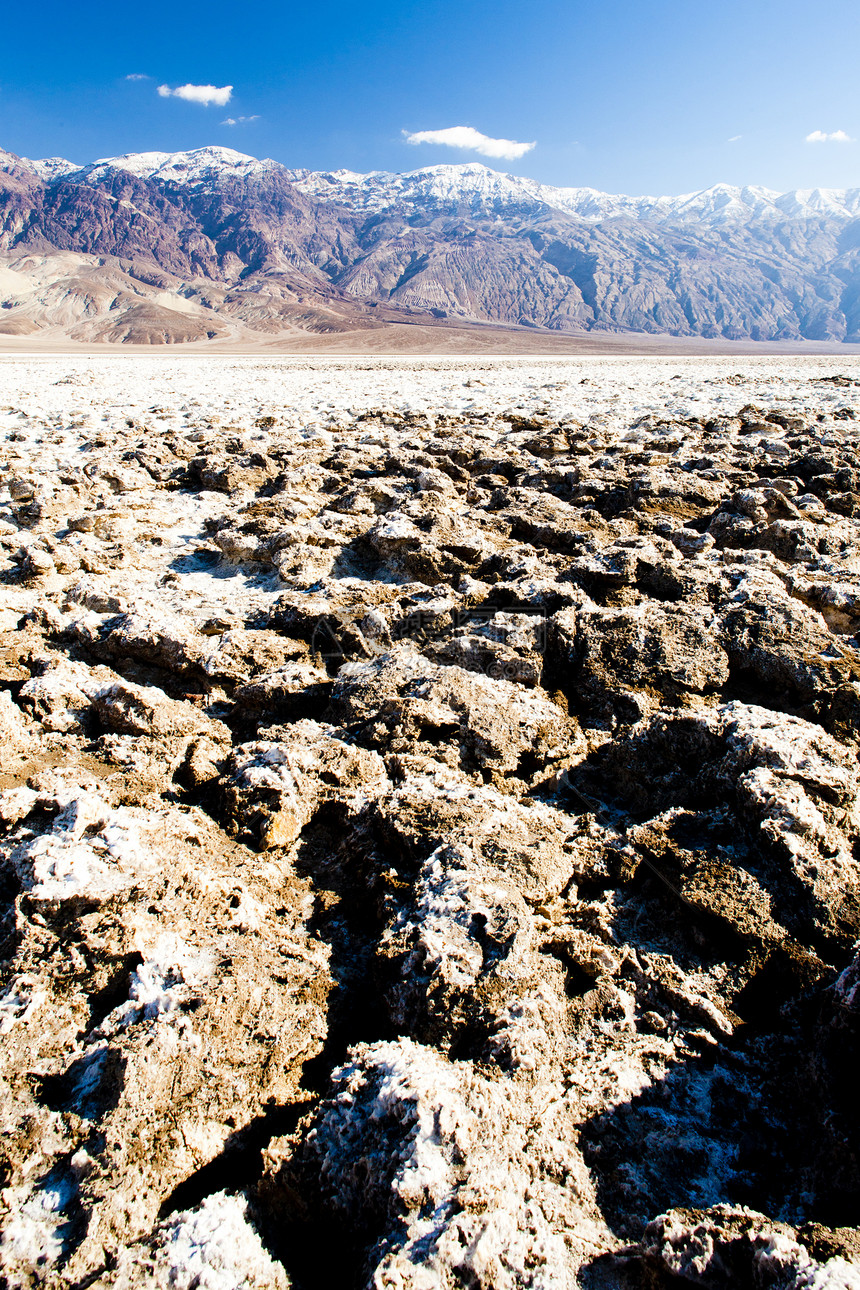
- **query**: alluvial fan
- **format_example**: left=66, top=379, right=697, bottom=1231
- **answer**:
left=0, top=355, right=859, bottom=1289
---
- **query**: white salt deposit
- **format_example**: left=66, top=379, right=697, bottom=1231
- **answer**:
left=0, top=1174, right=76, bottom=1269
left=11, top=789, right=148, bottom=902
left=145, top=1192, right=287, bottom=1290
left=395, top=842, right=528, bottom=988
left=105, top=934, right=212, bottom=1030
left=312, top=1038, right=576, bottom=1289
left=0, top=976, right=44, bottom=1034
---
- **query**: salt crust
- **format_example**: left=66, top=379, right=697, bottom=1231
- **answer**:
left=309, top=1037, right=580, bottom=1289
left=113, top=1192, right=288, bottom=1289
left=102, top=934, right=212, bottom=1032
left=0, top=1174, right=76, bottom=1270
left=654, top=1208, right=860, bottom=1289
left=10, top=787, right=149, bottom=902
left=1, top=356, right=859, bottom=1287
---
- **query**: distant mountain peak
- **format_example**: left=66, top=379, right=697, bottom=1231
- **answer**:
left=289, top=161, right=860, bottom=225
left=30, top=156, right=80, bottom=181
left=90, top=145, right=257, bottom=174
left=26, top=145, right=285, bottom=190
left=0, top=148, right=79, bottom=182
left=12, top=143, right=860, bottom=226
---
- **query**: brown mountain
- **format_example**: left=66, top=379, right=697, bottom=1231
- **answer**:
left=2, top=144, right=860, bottom=344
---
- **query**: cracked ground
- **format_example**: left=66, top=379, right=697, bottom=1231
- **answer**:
left=0, top=354, right=859, bottom=1289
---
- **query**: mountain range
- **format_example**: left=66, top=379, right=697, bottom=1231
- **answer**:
left=2, top=143, right=860, bottom=345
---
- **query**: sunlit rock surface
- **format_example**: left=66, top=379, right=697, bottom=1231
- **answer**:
left=0, top=355, right=859, bottom=1288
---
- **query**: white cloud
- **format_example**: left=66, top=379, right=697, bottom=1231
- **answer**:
left=126, top=73, right=149, bottom=81
left=805, top=129, right=854, bottom=143
left=157, top=83, right=233, bottom=107
left=222, top=115, right=259, bottom=126
left=728, top=134, right=742, bottom=142
left=403, top=125, right=535, bottom=161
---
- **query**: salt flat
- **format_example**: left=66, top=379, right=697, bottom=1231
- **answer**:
left=1, top=355, right=859, bottom=1289
left=4, top=351, right=860, bottom=437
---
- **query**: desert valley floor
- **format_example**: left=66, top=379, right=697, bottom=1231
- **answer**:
left=1, top=353, right=859, bottom=1288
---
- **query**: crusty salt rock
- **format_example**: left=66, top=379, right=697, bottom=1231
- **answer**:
left=2, top=357, right=860, bottom=1289
left=427, top=610, right=548, bottom=687
left=273, top=541, right=336, bottom=587
left=23, top=540, right=56, bottom=571
left=19, top=660, right=226, bottom=758
left=0, top=785, right=38, bottom=826
left=0, top=1170, right=77, bottom=1274
left=203, top=628, right=309, bottom=684
left=429, top=631, right=543, bottom=685
left=0, top=974, right=44, bottom=1034
left=274, top=1037, right=585, bottom=1290
left=9, top=787, right=151, bottom=903
left=181, top=734, right=229, bottom=787
left=597, top=700, right=860, bottom=943
left=642, top=1206, right=860, bottom=1289
left=63, top=577, right=128, bottom=614
left=833, top=946, right=860, bottom=1013
left=724, top=702, right=860, bottom=921
left=91, top=462, right=150, bottom=494
left=211, top=525, right=270, bottom=564
left=110, top=1191, right=289, bottom=1289
left=0, top=788, right=331, bottom=1278
left=98, top=933, right=212, bottom=1033
left=92, top=610, right=210, bottom=675
left=8, top=477, right=37, bottom=501
left=0, top=689, right=33, bottom=750
left=414, top=467, right=457, bottom=495
left=367, top=512, right=424, bottom=555
left=330, top=644, right=572, bottom=774
left=573, top=602, right=730, bottom=708
left=671, top=527, right=715, bottom=555
left=373, top=762, right=581, bottom=903
left=718, top=581, right=860, bottom=743
left=92, top=677, right=226, bottom=742
left=234, top=659, right=331, bottom=717
left=50, top=542, right=82, bottom=574
left=377, top=838, right=583, bottom=1072
left=221, top=720, right=388, bottom=848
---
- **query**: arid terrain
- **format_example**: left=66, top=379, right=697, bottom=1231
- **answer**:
left=1, top=354, right=860, bottom=1288
left=6, top=146, right=860, bottom=348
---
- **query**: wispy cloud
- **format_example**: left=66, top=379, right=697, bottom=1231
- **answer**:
left=728, top=134, right=742, bottom=142
left=805, top=129, right=854, bottom=143
left=157, top=83, right=233, bottom=107
left=403, top=126, right=535, bottom=161
left=125, top=73, right=149, bottom=81
left=222, top=115, right=259, bottom=126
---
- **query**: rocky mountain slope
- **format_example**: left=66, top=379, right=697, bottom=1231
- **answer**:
left=0, top=355, right=859, bottom=1287
left=3, top=145, right=860, bottom=343
left=0, top=146, right=395, bottom=344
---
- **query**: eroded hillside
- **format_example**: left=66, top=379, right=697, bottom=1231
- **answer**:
left=4, top=147, right=860, bottom=344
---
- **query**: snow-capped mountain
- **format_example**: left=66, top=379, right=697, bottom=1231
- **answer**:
left=285, top=160, right=860, bottom=226
left=27, top=156, right=80, bottom=183
left=20, top=146, right=860, bottom=226
left=4, top=143, right=860, bottom=344
left=10, top=146, right=281, bottom=190
left=76, top=146, right=283, bottom=189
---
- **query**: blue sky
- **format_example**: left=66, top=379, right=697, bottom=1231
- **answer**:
left=2, top=0, right=859, bottom=194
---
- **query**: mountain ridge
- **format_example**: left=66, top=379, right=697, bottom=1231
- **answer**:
left=13, top=144, right=860, bottom=225
left=3, top=143, right=860, bottom=344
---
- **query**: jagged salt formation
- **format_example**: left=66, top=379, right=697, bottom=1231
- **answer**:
left=0, top=356, right=859, bottom=1288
